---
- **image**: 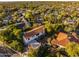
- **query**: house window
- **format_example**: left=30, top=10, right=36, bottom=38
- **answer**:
left=36, top=33, right=39, bottom=36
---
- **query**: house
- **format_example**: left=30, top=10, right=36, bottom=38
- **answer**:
left=69, top=32, right=79, bottom=43
left=63, top=20, right=76, bottom=25
left=67, top=20, right=76, bottom=24
left=51, top=32, right=70, bottom=47
left=23, top=39, right=41, bottom=56
left=23, top=25, right=45, bottom=45
left=4, top=15, right=12, bottom=21
left=35, top=17, right=43, bottom=24
left=23, top=39, right=41, bottom=55
left=2, top=20, right=9, bottom=25
left=16, top=23, right=25, bottom=29
left=21, top=17, right=31, bottom=26
left=27, top=39, right=41, bottom=49
left=57, top=32, right=68, bottom=41
left=51, top=32, right=79, bottom=47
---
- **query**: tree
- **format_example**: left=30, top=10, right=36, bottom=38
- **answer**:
left=9, top=40, right=24, bottom=52
left=44, top=21, right=53, bottom=33
left=12, top=28, right=22, bottom=38
left=0, top=25, right=24, bottom=52
left=24, top=11, right=33, bottom=20
left=27, top=47, right=38, bottom=57
left=65, top=42, right=79, bottom=57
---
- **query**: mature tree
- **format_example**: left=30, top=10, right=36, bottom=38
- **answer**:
left=65, top=42, right=79, bottom=57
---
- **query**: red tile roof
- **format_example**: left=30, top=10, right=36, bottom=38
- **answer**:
left=51, top=39, right=70, bottom=46
left=57, top=38, right=70, bottom=46
left=51, top=32, right=79, bottom=47
left=57, top=32, right=68, bottom=41
left=51, top=32, right=70, bottom=46
left=24, top=25, right=45, bottom=39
